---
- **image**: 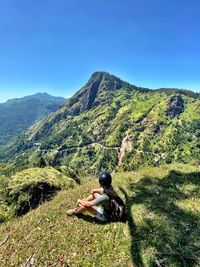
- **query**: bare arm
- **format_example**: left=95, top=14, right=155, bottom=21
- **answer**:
left=91, top=187, right=103, bottom=195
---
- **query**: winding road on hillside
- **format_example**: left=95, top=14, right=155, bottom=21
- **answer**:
left=36, top=140, right=162, bottom=166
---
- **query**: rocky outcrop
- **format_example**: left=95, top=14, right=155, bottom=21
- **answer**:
left=152, top=124, right=160, bottom=134
left=135, top=126, right=146, bottom=132
left=118, top=136, right=132, bottom=166
left=166, top=95, right=184, bottom=118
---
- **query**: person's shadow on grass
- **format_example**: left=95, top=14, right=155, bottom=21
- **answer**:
left=75, top=213, right=110, bottom=225
left=119, top=170, right=200, bottom=267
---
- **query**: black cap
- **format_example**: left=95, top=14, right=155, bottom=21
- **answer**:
left=99, top=171, right=112, bottom=187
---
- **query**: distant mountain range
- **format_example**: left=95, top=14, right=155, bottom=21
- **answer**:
left=0, top=72, right=199, bottom=173
left=0, top=93, right=66, bottom=146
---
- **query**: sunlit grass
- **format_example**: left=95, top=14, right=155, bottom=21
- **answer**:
left=0, top=164, right=199, bottom=266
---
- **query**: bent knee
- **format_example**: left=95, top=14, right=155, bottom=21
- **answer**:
left=93, top=192, right=101, bottom=198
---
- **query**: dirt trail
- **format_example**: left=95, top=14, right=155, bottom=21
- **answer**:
left=37, top=142, right=120, bottom=153
left=36, top=139, right=162, bottom=164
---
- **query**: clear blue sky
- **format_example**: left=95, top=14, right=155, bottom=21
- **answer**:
left=0, top=0, right=199, bottom=102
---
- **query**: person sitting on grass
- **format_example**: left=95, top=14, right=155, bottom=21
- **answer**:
left=66, top=171, right=123, bottom=222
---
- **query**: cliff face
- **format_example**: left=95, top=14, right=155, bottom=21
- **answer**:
left=66, top=71, right=138, bottom=115
left=78, top=72, right=125, bottom=112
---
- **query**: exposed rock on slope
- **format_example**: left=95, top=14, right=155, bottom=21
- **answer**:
left=79, top=72, right=124, bottom=112
left=151, top=124, right=160, bottom=135
left=67, top=71, right=140, bottom=115
left=166, top=95, right=184, bottom=118
left=118, top=136, right=132, bottom=166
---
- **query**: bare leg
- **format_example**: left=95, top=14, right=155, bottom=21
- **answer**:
left=66, top=193, right=100, bottom=216
left=75, top=203, right=97, bottom=215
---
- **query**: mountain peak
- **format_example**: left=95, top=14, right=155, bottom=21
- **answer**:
left=87, top=71, right=123, bottom=87
left=26, top=92, right=66, bottom=102
left=90, top=71, right=109, bottom=77
left=89, top=71, right=112, bottom=79
left=66, top=71, right=137, bottom=115
left=83, top=71, right=134, bottom=94
left=69, top=71, right=131, bottom=113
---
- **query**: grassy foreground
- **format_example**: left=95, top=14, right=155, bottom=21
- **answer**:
left=0, top=164, right=199, bottom=267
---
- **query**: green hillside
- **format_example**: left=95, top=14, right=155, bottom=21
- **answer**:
left=1, top=72, right=199, bottom=174
left=0, top=93, right=66, bottom=146
left=0, top=164, right=199, bottom=267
